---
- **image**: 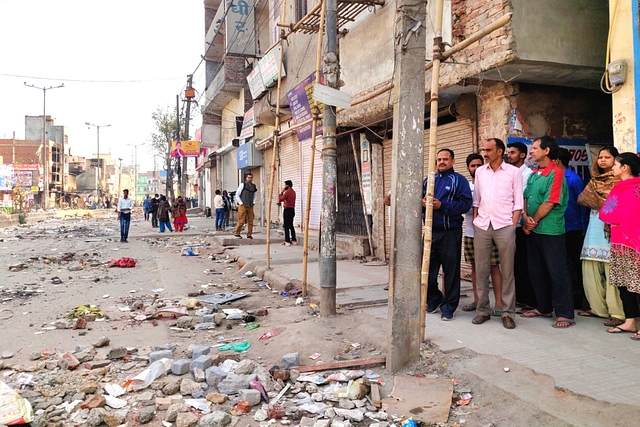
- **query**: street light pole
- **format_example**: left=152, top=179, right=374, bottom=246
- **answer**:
left=117, top=158, right=123, bottom=197
left=24, top=82, right=64, bottom=210
left=85, top=122, right=111, bottom=206
left=127, top=143, right=146, bottom=203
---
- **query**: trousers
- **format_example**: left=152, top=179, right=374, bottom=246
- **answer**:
left=235, top=205, right=255, bottom=236
left=283, top=208, right=297, bottom=243
left=119, top=212, right=131, bottom=241
left=426, top=227, right=463, bottom=315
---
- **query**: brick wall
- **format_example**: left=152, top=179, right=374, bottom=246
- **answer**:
left=205, top=6, right=216, bottom=34
left=0, top=140, right=41, bottom=164
left=203, top=112, right=222, bottom=126
left=476, top=80, right=514, bottom=144
left=224, top=55, right=248, bottom=85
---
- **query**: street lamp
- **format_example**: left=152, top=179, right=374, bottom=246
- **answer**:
left=85, top=122, right=111, bottom=205
left=127, top=143, right=146, bottom=203
left=117, top=158, right=123, bottom=197
left=24, top=82, right=64, bottom=210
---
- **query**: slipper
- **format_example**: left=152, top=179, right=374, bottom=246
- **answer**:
left=282, top=242, right=291, bottom=246
left=631, top=333, right=640, bottom=341
left=604, top=317, right=624, bottom=327
left=490, top=309, right=503, bottom=317
left=520, top=310, right=552, bottom=318
left=552, top=319, right=576, bottom=329
left=607, top=326, right=637, bottom=334
left=578, top=310, right=601, bottom=318
left=461, top=303, right=477, bottom=312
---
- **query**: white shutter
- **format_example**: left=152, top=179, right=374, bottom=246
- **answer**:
left=279, top=134, right=302, bottom=227
left=301, top=136, right=323, bottom=231
left=222, top=149, right=239, bottom=193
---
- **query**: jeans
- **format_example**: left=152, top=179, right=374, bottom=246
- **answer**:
left=223, top=210, right=230, bottom=227
left=151, top=211, right=158, bottom=227
left=159, top=221, right=173, bottom=232
left=427, top=227, right=463, bottom=315
left=215, top=208, right=225, bottom=229
left=144, top=209, right=150, bottom=221
left=283, top=208, right=297, bottom=242
left=119, top=212, right=131, bottom=241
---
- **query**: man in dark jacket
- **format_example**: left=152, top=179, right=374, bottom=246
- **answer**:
left=150, top=194, right=160, bottom=228
left=425, top=148, right=473, bottom=321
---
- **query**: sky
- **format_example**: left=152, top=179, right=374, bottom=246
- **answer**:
left=0, top=0, right=206, bottom=173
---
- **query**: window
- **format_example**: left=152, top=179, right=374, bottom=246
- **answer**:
left=295, top=0, right=307, bottom=23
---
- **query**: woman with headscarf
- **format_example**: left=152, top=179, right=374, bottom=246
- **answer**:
left=173, top=196, right=188, bottom=232
left=600, top=153, right=640, bottom=337
left=577, top=146, right=624, bottom=328
left=158, top=195, right=173, bottom=233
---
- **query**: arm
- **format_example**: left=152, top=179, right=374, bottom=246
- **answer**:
left=441, top=176, right=473, bottom=216
left=531, top=201, right=555, bottom=224
left=512, top=168, right=524, bottom=226
left=235, top=184, right=244, bottom=205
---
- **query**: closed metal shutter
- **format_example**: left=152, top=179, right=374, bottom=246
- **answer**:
left=248, top=166, right=262, bottom=223
left=262, top=147, right=280, bottom=225
left=383, top=138, right=393, bottom=260
left=279, top=134, right=302, bottom=227
left=301, top=136, right=323, bottom=230
left=222, top=149, right=239, bottom=193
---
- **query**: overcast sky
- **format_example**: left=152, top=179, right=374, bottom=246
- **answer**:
left=0, top=0, right=205, bottom=172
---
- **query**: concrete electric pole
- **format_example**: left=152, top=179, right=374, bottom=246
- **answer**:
left=182, top=75, right=195, bottom=199
left=86, top=122, right=111, bottom=206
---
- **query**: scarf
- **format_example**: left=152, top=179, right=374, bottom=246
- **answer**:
left=577, top=159, right=620, bottom=211
left=600, top=176, right=640, bottom=255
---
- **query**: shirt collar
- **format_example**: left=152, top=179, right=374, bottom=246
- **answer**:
left=535, top=162, right=556, bottom=177
left=437, top=167, right=455, bottom=177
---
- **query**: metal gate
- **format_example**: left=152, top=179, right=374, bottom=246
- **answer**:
left=336, top=135, right=367, bottom=236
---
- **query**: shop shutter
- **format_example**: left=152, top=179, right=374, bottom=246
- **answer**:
left=383, top=138, right=393, bottom=260
left=301, top=136, right=323, bottom=231
left=249, top=166, right=262, bottom=223
left=222, top=149, right=239, bottom=193
left=262, top=147, right=281, bottom=226
left=279, top=134, right=302, bottom=227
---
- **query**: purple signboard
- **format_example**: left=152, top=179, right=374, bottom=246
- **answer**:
left=286, top=71, right=324, bottom=141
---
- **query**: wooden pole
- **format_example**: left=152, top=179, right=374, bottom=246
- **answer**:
left=420, top=0, right=445, bottom=344
left=350, top=133, right=374, bottom=257
left=301, top=0, right=327, bottom=297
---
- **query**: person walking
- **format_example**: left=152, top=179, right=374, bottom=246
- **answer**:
left=143, top=195, right=151, bottom=221
left=472, top=138, right=522, bottom=330
left=577, top=146, right=624, bottom=326
left=222, top=190, right=232, bottom=228
left=600, top=153, right=640, bottom=337
left=150, top=194, right=159, bottom=228
left=234, top=173, right=258, bottom=239
left=173, top=196, right=188, bottom=232
left=214, top=190, right=225, bottom=231
left=158, top=195, right=173, bottom=233
left=425, top=149, right=473, bottom=321
left=278, top=180, right=298, bottom=246
left=521, top=136, right=575, bottom=329
left=116, top=189, right=134, bottom=243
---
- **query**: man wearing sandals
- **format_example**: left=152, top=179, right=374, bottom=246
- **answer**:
left=522, top=136, right=576, bottom=328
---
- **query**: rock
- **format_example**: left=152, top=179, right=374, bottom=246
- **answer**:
left=205, top=366, right=228, bottom=386
left=108, top=346, right=127, bottom=360
left=290, top=369, right=300, bottom=382
left=213, top=312, right=226, bottom=325
left=162, top=377, right=181, bottom=395
left=339, top=399, right=355, bottom=409
left=354, top=400, right=365, bottom=408
left=305, top=384, right=318, bottom=394
left=311, top=393, right=323, bottom=402
left=255, top=366, right=276, bottom=392
left=192, top=345, right=211, bottom=359
left=29, top=351, right=41, bottom=361
left=75, top=351, right=94, bottom=363
left=165, top=403, right=184, bottom=422
left=180, top=378, right=203, bottom=396
left=300, top=416, right=316, bottom=427
left=365, top=411, right=388, bottom=421
left=59, top=352, right=81, bottom=370
left=314, top=420, right=331, bottom=427
left=76, top=344, right=92, bottom=353
left=92, top=336, right=110, bottom=348
left=137, top=391, right=155, bottom=404
left=325, top=407, right=336, bottom=418
left=238, top=389, right=261, bottom=406
left=217, top=374, right=249, bottom=395
left=206, top=392, right=227, bottom=404
left=80, top=380, right=99, bottom=394
left=101, top=408, right=128, bottom=427
left=54, top=318, right=75, bottom=329
left=84, top=360, right=111, bottom=369
left=199, top=411, right=232, bottom=427
left=331, top=421, right=351, bottom=427
left=176, top=411, right=199, bottom=427
left=282, top=353, right=299, bottom=369
left=177, top=316, right=195, bottom=329
left=149, top=350, right=174, bottom=364
left=234, top=359, right=255, bottom=375
left=191, top=355, right=213, bottom=372
left=334, top=409, right=363, bottom=422
left=194, top=367, right=206, bottom=382
left=254, top=408, right=268, bottom=421
left=138, top=407, right=156, bottom=424
left=80, top=395, right=106, bottom=410
left=171, top=359, right=191, bottom=375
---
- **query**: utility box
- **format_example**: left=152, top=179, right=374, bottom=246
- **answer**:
left=237, top=142, right=263, bottom=169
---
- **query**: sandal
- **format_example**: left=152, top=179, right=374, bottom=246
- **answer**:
left=282, top=242, right=291, bottom=246
left=630, top=333, right=640, bottom=341
left=604, top=317, right=624, bottom=327
left=606, top=326, right=637, bottom=334
left=552, top=319, right=576, bottom=329
left=578, top=310, right=601, bottom=318
left=461, top=303, right=477, bottom=312
left=520, top=309, right=552, bottom=318
left=490, top=309, right=503, bottom=317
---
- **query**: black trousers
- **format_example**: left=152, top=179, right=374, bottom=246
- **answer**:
left=565, top=230, right=587, bottom=309
left=283, top=208, right=297, bottom=243
left=619, top=286, right=640, bottom=318
left=527, top=232, right=574, bottom=319
left=514, top=227, right=537, bottom=307
left=151, top=211, right=158, bottom=228
left=427, top=227, right=462, bottom=314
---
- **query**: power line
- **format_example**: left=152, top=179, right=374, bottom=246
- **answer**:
left=1, top=72, right=184, bottom=83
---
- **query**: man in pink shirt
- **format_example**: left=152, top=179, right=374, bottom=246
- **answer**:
left=472, top=138, right=523, bottom=329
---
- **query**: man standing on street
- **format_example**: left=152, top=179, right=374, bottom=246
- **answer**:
left=117, top=189, right=134, bottom=243
left=278, top=180, right=298, bottom=246
left=235, top=173, right=258, bottom=239
left=150, top=194, right=159, bottom=228
left=522, top=136, right=575, bottom=329
left=472, top=138, right=523, bottom=329
left=425, top=149, right=473, bottom=321
left=143, top=195, right=151, bottom=221
left=214, top=189, right=225, bottom=231
left=506, top=141, right=536, bottom=310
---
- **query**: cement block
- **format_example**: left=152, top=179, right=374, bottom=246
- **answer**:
left=205, top=366, right=228, bottom=386
left=282, top=352, right=299, bottom=369
left=238, top=389, right=261, bottom=406
left=217, top=375, right=249, bottom=395
left=191, top=355, right=213, bottom=372
left=171, top=359, right=191, bottom=376
left=149, top=350, right=174, bottom=364
left=192, top=345, right=211, bottom=359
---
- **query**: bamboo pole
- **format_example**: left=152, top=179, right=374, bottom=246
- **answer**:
left=420, top=0, right=445, bottom=344
left=350, top=133, right=374, bottom=257
left=301, top=0, right=327, bottom=297
left=263, top=2, right=324, bottom=56
left=265, top=0, right=288, bottom=270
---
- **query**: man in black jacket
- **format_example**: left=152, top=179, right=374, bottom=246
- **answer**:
left=150, top=194, right=160, bottom=228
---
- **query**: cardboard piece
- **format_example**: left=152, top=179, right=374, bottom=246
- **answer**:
left=381, top=376, right=453, bottom=423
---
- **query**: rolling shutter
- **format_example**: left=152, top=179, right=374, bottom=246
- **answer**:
left=279, top=134, right=302, bottom=227
left=222, top=149, right=239, bottom=193
left=262, top=147, right=281, bottom=225
left=301, top=136, right=323, bottom=231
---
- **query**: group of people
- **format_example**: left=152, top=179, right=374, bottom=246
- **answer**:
left=213, top=189, right=233, bottom=231
left=114, top=193, right=190, bottom=240
left=422, top=136, right=640, bottom=334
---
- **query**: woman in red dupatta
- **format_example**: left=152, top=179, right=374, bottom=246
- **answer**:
left=600, top=153, right=640, bottom=338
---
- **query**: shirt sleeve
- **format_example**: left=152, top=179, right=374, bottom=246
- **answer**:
left=512, top=169, right=523, bottom=211
left=235, top=184, right=244, bottom=205
left=472, top=169, right=481, bottom=208
left=546, top=168, right=564, bottom=204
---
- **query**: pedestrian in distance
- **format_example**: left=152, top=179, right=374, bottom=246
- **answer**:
left=234, top=173, right=258, bottom=239
left=157, top=195, right=173, bottom=233
left=173, top=196, right=188, bottom=232
left=214, top=190, right=225, bottom=231
left=150, top=194, right=159, bottom=228
left=222, top=190, right=232, bottom=228
left=117, top=189, right=134, bottom=243
left=278, top=180, right=298, bottom=246
left=472, top=138, right=522, bottom=330
left=143, top=195, right=151, bottom=221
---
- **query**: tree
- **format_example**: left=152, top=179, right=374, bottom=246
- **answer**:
left=12, top=183, right=27, bottom=213
left=149, top=106, right=183, bottom=201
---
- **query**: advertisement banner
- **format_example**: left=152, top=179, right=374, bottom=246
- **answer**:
left=239, top=107, right=255, bottom=140
left=171, top=140, right=200, bottom=158
left=0, top=164, right=15, bottom=190
left=286, top=71, right=324, bottom=141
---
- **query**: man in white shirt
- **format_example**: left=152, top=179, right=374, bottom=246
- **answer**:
left=213, top=189, right=225, bottom=231
left=117, top=189, right=135, bottom=243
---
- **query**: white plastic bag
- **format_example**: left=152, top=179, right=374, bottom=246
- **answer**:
left=125, top=358, right=172, bottom=391
left=0, top=381, right=33, bottom=425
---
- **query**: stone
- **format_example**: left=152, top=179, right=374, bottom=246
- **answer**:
left=255, top=366, right=276, bottom=392
left=367, top=412, right=388, bottom=421
left=191, top=355, right=213, bottom=372
left=194, top=367, right=206, bottom=383
left=199, top=410, right=232, bottom=427
left=75, top=351, right=94, bottom=363
left=138, top=407, right=156, bottom=424
left=101, top=408, right=128, bottom=427
left=80, top=395, right=106, bottom=410
left=206, top=393, right=227, bottom=404
left=163, top=377, right=181, bottom=395
left=238, top=389, right=261, bottom=406
left=254, top=409, right=268, bottom=421
left=353, top=400, right=365, bottom=408
left=205, top=366, right=228, bottom=386
left=137, top=391, right=154, bottom=404
left=282, top=353, right=299, bottom=369
left=213, top=312, right=226, bottom=325
left=76, top=344, right=93, bottom=353
left=149, top=350, right=174, bottom=364
left=54, top=318, right=75, bottom=329
left=180, top=378, right=203, bottom=396
left=165, top=403, right=183, bottom=422
left=153, top=343, right=177, bottom=352
left=325, top=408, right=336, bottom=418
left=312, top=393, right=323, bottom=402
left=92, top=336, right=110, bottom=348
left=339, top=399, right=355, bottom=409
left=217, top=374, right=249, bottom=395
left=80, top=380, right=98, bottom=394
left=334, top=409, right=363, bottom=422
left=29, top=351, right=41, bottom=361
left=290, top=369, right=300, bottom=382
left=59, top=352, right=80, bottom=370
left=331, top=421, right=351, bottom=427
left=177, top=316, right=195, bottom=329
left=108, top=346, right=127, bottom=360
left=300, top=417, right=316, bottom=427
left=84, top=360, right=111, bottom=370
left=314, top=420, right=331, bottom=427
left=305, top=384, right=318, bottom=394
left=176, top=411, right=199, bottom=427
left=156, top=397, right=172, bottom=411
left=234, top=359, right=255, bottom=375
left=192, top=345, right=211, bottom=359
left=171, top=359, right=191, bottom=375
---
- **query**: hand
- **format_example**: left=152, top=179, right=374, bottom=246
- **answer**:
left=433, top=198, right=441, bottom=210
left=383, top=194, right=391, bottom=206
left=422, top=197, right=427, bottom=208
